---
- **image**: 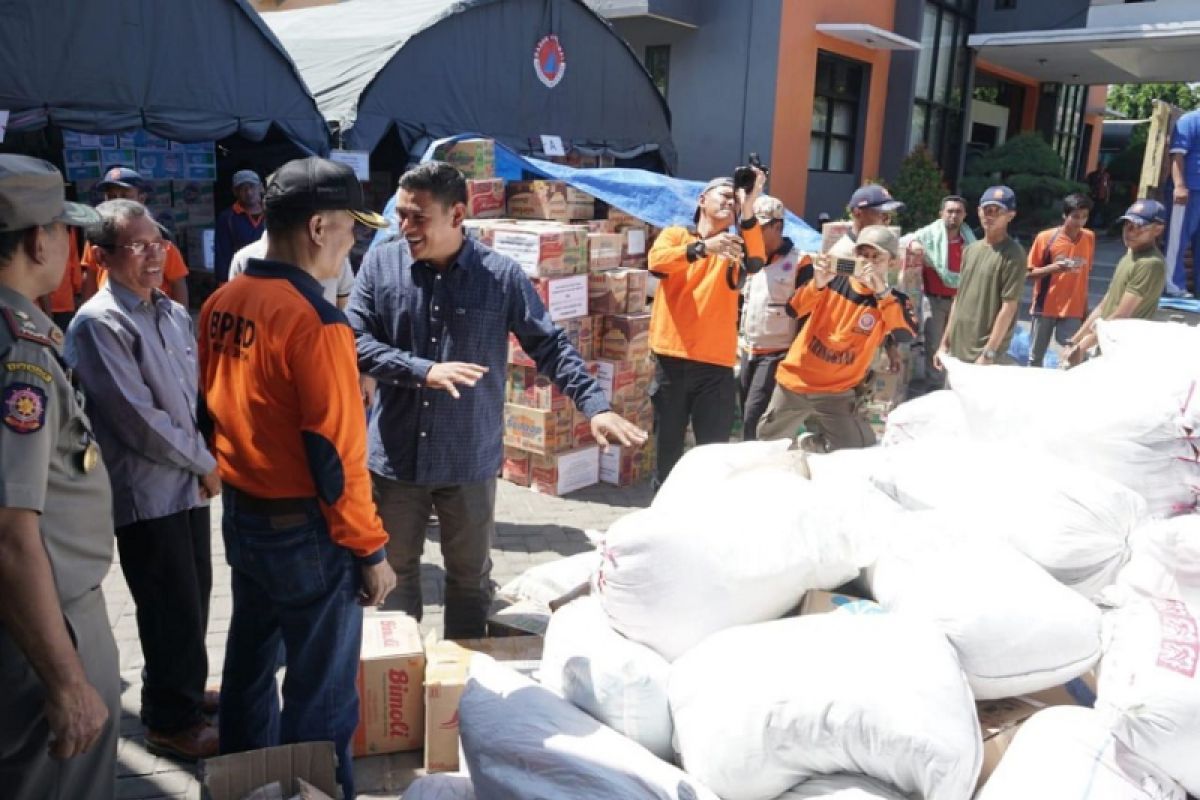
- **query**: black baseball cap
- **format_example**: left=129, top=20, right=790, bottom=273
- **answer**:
left=97, top=166, right=145, bottom=191
left=265, top=157, right=387, bottom=229
left=1117, top=199, right=1167, bottom=226
left=849, top=184, right=904, bottom=212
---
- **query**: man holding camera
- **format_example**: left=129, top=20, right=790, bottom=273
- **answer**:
left=648, top=166, right=766, bottom=485
left=1025, top=193, right=1094, bottom=368
left=757, top=226, right=916, bottom=451
left=936, top=186, right=1026, bottom=368
left=738, top=195, right=806, bottom=440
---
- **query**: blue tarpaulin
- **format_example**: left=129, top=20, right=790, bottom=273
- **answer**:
left=371, top=134, right=822, bottom=252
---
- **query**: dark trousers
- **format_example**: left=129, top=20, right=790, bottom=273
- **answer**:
left=372, top=475, right=496, bottom=639
left=739, top=350, right=786, bottom=441
left=115, top=506, right=211, bottom=733
left=650, top=354, right=737, bottom=487
left=218, top=495, right=362, bottom=800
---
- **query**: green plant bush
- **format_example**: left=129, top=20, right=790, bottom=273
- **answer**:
left=890, top=145, right=949, bottom=232
left=963, top=133, right=1087, bottom=230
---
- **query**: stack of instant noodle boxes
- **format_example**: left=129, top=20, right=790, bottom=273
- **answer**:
left=432, top=138, right=657, bottom=495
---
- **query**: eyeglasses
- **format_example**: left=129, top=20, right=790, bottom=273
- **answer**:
left=113, top=240, right=166, bottom=256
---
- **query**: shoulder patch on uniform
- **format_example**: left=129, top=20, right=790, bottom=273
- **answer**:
left=4, top=361, right=53, bottom=383
left=1, top=308, right=54, bottom=347
left=3, top=382, right=48, bottom=434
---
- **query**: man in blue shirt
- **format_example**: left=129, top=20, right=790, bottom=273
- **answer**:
left=347, top=162, right=645, bottom=638
left=214, top=170, right=265, bottom=285
left=1168, top=108, right=1200, bottom=297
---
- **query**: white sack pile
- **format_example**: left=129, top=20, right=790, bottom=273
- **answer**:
left=668, top=614, right=982, bottom=800
left=497, top=550, right=599, bottom=607
left=865, top=518, right=1101, bottom=699
left=1114, top=515, right=1200, bottom=609
left=878, top=389, right=966, bottom=447
left=401, top=774, right=476, bottom=800
left=540, top=594, right=673, bottom=760
left=459, top=655, right=720, bottom=800
left=774, top=774, right=909, bottom=799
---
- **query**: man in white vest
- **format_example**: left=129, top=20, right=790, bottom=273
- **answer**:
left=739, top=196, right=806, bottom=440
left=907, top=195, right=975, bottom=390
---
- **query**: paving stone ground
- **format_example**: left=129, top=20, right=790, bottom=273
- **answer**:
left=105, top=478, right=652, bottom=800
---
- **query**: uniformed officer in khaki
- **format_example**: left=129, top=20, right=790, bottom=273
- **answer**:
left=0, top=154, right=119, bottom=800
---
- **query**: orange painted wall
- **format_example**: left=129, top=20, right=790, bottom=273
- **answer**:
left=1082, top=85, right=1107, bottom=175
left=771, top=0, right=896, bottom=215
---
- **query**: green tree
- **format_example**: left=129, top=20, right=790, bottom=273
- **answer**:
left=961, top=133, right=1087, bottom=229
left=890, top=146, right=949, bottom=232
left=1107, top=83, right=1200, bottom=120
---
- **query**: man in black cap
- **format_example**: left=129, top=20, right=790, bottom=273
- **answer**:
left=0, top=154, right=118, bottom=800
left=199, top=157, right=396, bottom=800
left=1064, top=199, right=1168, bottom=364
left=827, top=184, right=905, bottom=261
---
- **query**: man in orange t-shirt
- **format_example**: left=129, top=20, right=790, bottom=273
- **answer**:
left=1025, top=193, right=1094, bottom=368
left=647, top=167, right=767, bottom=486
left=758, top=226, right=917, bottom=451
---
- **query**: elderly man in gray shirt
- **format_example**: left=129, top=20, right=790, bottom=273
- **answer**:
left=65, top=199, right=220, bottom=761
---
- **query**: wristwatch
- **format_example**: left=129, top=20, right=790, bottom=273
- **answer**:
left=983, top=348, right=997, bottom=361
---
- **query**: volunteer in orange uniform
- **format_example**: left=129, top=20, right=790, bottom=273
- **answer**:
left=648, top=167, right=766, bottom=486
left=199, top=157, right=395, bottom=800
left=40, top=227, right=85, bottom=329
left=758, top=226, right=917, bottom=451
left=1024, top=193, right=1094, bottom=368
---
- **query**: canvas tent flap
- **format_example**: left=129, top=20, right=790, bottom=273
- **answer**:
left=263, top=0, right=676, bottom=169
left=0, top=0, right=329, bottom=154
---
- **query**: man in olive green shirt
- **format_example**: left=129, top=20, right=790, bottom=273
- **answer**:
left=1065, top=199, right=1168, bottom=364
left=936, top=186, right=1026, bottom=367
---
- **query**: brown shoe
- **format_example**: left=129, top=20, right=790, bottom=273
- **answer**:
left=201, top=687, right=221, bottom=715
left=145, top=720, right=219, bottom=762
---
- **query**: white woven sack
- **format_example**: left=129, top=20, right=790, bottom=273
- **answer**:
left=401, top=774, right=476, bottom=800
left=652, top=439, right=796, bottom=510
left=540, top=595, right=673, bottom=759
left=1116, top=516, right=1200, bottom=609
left=595, top=467, right=885, bottom=661
left=669, top=614, right=981, bottom=800
left=496, top=550, right=599, bottom=607
left=460, top=655, right=720, bottom=800
left=880, top=390, right=966, bottom=447
left=866, top=517, right=1100, bottom=699
left=774, top=774, right=908, bottom=799
left=1096, top=598, right=1200, bottom=795
left=976, top=706, right=1184, bottom=800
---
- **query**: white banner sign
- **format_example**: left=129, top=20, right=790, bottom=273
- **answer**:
left=330, top=149, right=371, bottom=181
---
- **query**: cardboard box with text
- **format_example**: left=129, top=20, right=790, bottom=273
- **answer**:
left=353, top=613, right=425, bottom=756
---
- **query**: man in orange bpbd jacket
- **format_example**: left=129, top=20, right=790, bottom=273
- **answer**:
left=648, top=167, right=767, bottom=486
left=198, top=157, right=395, bottom=800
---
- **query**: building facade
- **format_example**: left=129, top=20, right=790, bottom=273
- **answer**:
left=589, top=0, right=1135, bottom=222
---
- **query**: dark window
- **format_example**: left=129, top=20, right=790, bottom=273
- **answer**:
left=644, top=45, right=670, bottom=98
left=1050, top=83, right=1088, bottom=178
left=995, top=0, right=1016, bottom=8
left=810, top=51, right=865, bottom=173
left=911, top=0, right=976, bottom=178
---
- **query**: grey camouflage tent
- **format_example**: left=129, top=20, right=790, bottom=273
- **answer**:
left=263, top=0, right=676, bottom=170
left=0, top=0, right=329, bottom=154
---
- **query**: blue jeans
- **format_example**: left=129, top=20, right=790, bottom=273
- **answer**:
left=218, top=497, right=362, bottom=800
left=1171, top=192, right=1200, bottom=291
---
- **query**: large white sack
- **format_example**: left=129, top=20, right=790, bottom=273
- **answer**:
left=497, top=550, right=599, bottom=607
left=540, top=595, right=674, bottom=760
left=802, top=447, right=889, bottom=484
left=1095, top=317, right=1200, bottom=362
left=870, top=440, right=1147, bottom=598
left=652, top=439, right=797, bottom=510
left=402, top=774, right=476, bottom=800
left=1115, top=516, right=1200, bottom=608
left=1096, top=598, right=1200, bottom=795
left=975, top=706, right=1185, bottom=800
left=459, top=655, right=720, bottom=800
left=669, top=614, right=981, bottom=800
left=595, top=468, right=890, bottom=661
left=775, top=774, right=909, bottom=799
left=880, top=390, right=966, bottom=447
left=865, top=518, right=1101, bottom=700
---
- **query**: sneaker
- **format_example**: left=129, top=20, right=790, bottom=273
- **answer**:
left=795, top=432, right=827, bottom=454
left=145, top=720, right=219, bottom=762
left=1165, top=283, right=1194, bottom=299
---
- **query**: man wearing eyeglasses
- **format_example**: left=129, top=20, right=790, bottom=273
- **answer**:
left=64, top=199, right=220, bottom=760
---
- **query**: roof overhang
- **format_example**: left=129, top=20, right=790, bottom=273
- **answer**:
left=816, top=23, right=920, bottom=51
left=969, top=21, right=1200, bottom=84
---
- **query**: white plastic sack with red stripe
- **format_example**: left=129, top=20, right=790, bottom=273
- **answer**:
left=1114, top=515, right=1200, bottom=609
left=1096, top=598, right=1200, bottom=795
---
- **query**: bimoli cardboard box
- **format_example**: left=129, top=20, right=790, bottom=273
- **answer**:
left=572, top=408, right=596, bottom=447
left=424, top=635, right=544, bottom=773
left=463, top=217, right=515, bottom=246
left=975, top=675, right=1098, bottom=791
left=624, top=269, right=648, bottom=313
left=607, top=207, right=643, bottom=228
left=532, top=273, right=589, bottom=322
left=589, top=358, right=638, bottom=404
left=433, top=138, right=495, bottom=179
left=566, top=185, right=595, bottom=220
left=620, top=225, right=650, bottom=268
left=200, top=742, right=338, bottom=800
left=820, top=220, right=854, bottom=254
left=531, top=445, right=600, bottom=496
left=504, top=403, right=574, bottom=455
left=588, top=270, right=628, bottom=316
left=501, top=447, right=532, bottom=487
left=587, top=232, right=624, bottom=271
left=599, top=442, right=654, bottom=486
left=506, top=180, right=573, bottom=223
left=465, top=178, right=506, bottom=219
left=507, top=334, right=536, bottom=368
left=352, top=613, right=425, bottom=757
left=490, top=223, right=588, bottom=277
left=600, top=312, right=652, bottom=362
left=560, top=315, right=595, bottom=359
left=797, top=589, right=882, bottom=616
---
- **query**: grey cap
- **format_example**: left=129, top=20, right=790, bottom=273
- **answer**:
left=232, top=169, right=262, bottom=190
left=0, top=155, right=100, bottom=232
left=694, top=177, right=735, bottom=222
left=753, top=195, right=785, bottom=223
left=854, top=225, right=900, bottom=259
